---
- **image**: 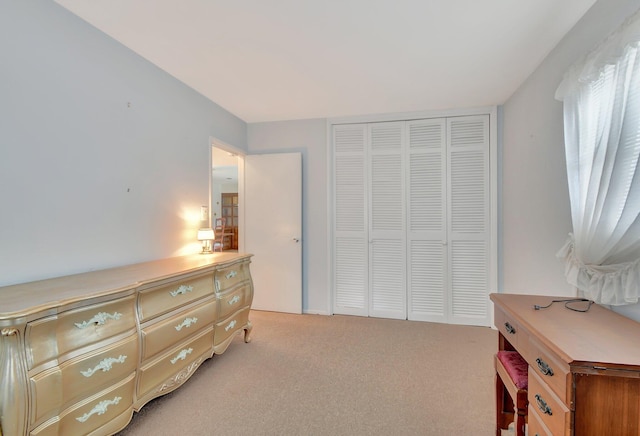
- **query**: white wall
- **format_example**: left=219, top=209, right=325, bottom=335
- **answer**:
left=247, top=119, right=329, bottom=314
left=0, top=1, right=247, bottom=286
left=502, top=0, right=640, bottom=320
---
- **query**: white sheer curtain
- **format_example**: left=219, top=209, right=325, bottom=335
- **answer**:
left=555, top=8, right=640, bottom=305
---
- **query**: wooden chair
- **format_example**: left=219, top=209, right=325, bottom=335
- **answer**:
left=213, top=218, right=226, bottom=252
left=495, top=350, right=528, bottom=436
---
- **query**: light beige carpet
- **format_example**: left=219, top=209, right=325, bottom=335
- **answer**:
left=117, top=310, right=497, bottom=436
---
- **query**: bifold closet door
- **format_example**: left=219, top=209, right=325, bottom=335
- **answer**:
left=447, top=115, right=490, bottom=326
left=406, top=119, right=448, bottom=323
left=368, top=122, right=406, bottom=319
left=332, top=115, right=491, bottom=326
left=333, top=124, right=368, bottom=316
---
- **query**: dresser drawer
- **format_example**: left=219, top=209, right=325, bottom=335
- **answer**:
left=215, top=308, right=250, bottom=347
left=528, top=405, right=553, bottom=436
left=30, top=372, right=135, bottom=436
left=26, top=295, right=137, bottom=370
left=137, top=326, right=214, bottom=398
left=529, top=337, right=571, bottom=404
left=140, top=298, right=217, bottom=361
left=217, top=283, right=252, bottom=320
left=528, top=370, right=570, bottom=436
left=29, top=334, right=138, bottom=427
left=137, top=271, right=214, bottom=322
left=215, top=261, right=250, bottom=292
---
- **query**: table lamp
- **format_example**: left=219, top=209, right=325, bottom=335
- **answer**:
left=197, top=228, right=215, bottom=254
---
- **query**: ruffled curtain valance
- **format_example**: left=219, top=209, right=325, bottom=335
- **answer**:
left=555, top=8, right=640, bottom=305
left=556, top=8, right=640, bottom=100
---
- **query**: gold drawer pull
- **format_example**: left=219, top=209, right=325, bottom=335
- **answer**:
left=226, top=270, right=238, bottom=279
left=80, top=355, right=127, bottom=377
left=536, top=357, right=554, bottom=376
left=535, top=394, right=553, bottom=416
left=74, top=312, right=122, bottom=329
left=169, top=285, right=193, bottom=297
left=225, top=320, right=237, bottom=332
left=228, top=295, right=241, bottom=305
left=170, top=348, right=193, bottom=364
left=76, top=396, right=121, bottom=422
left=504, top=322, right=516, bottom=335
left=175, top=317, right=198, bottom=331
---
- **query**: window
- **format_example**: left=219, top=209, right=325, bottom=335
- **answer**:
left=555, top=9, right=640, bottom=305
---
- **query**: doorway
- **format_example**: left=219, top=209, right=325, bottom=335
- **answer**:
left=211, top=145, right=239, bottom=251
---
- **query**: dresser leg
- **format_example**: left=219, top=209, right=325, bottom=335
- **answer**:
left=244, top=321, right=253, bottom=343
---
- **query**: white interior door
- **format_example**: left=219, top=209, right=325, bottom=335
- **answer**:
left=244, top=153, right=302, bottom=314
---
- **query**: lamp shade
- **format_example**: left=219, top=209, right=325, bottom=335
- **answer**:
left=197, top=228, right=215, bottom=241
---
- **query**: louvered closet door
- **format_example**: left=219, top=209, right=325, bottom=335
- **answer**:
left=447, top=115, right=490, bottom=326
left=406, top=119, right=448, bottom=322
left=333, top=124, right=368, bottom=316
left=368, top=122, right=406, bottom=319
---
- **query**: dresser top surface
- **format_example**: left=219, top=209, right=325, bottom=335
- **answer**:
left=0, top=252, right=252, bottom=320
left=491, top=293, right=640, bottom=369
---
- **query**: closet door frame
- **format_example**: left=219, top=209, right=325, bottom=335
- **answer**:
left=327, top=107, right=498, bottom=326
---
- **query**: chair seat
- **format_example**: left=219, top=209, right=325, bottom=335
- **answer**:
left=495, top=350, right=528, bottom=436
left=497, top=350, right=528, bottom=389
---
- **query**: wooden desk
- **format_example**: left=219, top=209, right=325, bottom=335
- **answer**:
left=491, top=293, right=640, bottom=436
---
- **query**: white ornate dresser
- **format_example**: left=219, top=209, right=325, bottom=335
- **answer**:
left=0, top=253, right=253, bottom=436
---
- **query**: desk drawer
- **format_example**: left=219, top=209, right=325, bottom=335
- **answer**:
left=529, top=370, right=570, bottom=436
left=26, top=295, right=137, bottom=370
left=138, top=271, right=214, bottom=322
left=528, top=405, right=553, bottom=436
left=495, top=306, right=522, bottom=349
left=529, top=337, right=571, bottom=404
left=140, top=298, right=217, bottom=361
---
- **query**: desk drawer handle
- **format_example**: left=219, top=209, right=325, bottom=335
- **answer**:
left=226, top=270, right=238, bottom=279
left=215, top=279, right=221, bottom=292
left=80, top=355, right=127, bottom=377
left=74, top=312, right=122, bottom=329
left=170, top=348, right=193, bottom=364
left=228, top=295, right=241, bottom=305
left=76, top=396, right=121, bottom=422
left=175, top=317, right=198, bottom=331
left=169, top=285, right=193, bottom=297
left=504, top=322, right=516, bottom=335
left=536, top=357, right=554, bottom=376
left=535, top=394, right=552, bottom=415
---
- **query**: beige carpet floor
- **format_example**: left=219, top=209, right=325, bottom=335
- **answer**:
left=116, top=310, right=498, bottom=436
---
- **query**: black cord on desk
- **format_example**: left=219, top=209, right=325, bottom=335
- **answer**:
left=533, top=298, right=594, bottom=312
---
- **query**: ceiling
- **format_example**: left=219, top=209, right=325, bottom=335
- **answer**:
left=54, top=0, right=597, bottom=123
